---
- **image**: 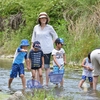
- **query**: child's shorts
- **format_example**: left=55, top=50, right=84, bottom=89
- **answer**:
left=10, top=63, right=24, bottom=78
left=82, top=75, right=93, bottom=82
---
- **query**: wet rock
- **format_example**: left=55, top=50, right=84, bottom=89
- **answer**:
left=0, top=55, right=5, bottom=58
left=6, top=55, right=14, bottom=58
left=7, top=91, right=26, bottom=100
left=0, top=55, right=14, bottom=59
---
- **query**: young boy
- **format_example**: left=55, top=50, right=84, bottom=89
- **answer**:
left=52, top=38, right=66, bottom=87
left=28, top=41, right=44, bottom=85
left=8, top=39, right=29, bottom=89
left=78, top=52, right=93, bottom=88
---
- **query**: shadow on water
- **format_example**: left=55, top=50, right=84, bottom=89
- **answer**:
left=0, top=58, right=100, bottom=100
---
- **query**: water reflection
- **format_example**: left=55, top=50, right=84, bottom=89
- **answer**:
left=0, top=59, right=100, bottom=100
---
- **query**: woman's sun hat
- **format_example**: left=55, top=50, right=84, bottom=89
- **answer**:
left=20, top=39, right=29, bottom=46
left=39, top=12, right=47, bottom=18
left=37, top=12, right=50, bottom=23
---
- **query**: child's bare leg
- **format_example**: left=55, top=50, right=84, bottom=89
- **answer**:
left=8, top=78, right=14, bottom=88
left=31, top=70, right=36, bottom=80
left=90, top=82, right=93, bottom=88
left=38, top=68, right=43, bottom=85
left=60, top=78, right=63, bottom=87
left=36, top=70, right=40, bottom=82
left=78, top=80, right=85, bottom=88
left=20, top=74, right=26, bottom=89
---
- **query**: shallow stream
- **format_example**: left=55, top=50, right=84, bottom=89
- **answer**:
left=0, top=58, right=100, bottom=100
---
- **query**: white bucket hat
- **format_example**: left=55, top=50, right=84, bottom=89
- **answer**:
left=38, top=12, right=50, bottom=23
left=39, top=12, right=47, bottom=18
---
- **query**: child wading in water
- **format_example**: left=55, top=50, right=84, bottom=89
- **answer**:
left=52, top=38, right=66, bottom=87
left=28, top=41, right=44, bottom=85
left=78, top=53, right=93, bottom=88
left=8, top=39, right=29, bottom=89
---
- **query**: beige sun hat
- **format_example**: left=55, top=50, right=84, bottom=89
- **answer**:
left=38, top=12, right=50, bottom=23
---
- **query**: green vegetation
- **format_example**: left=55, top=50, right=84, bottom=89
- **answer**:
left=0, top=92, right=10, bottom=100
left=0, top=0, right=100, bottom=64
left=26, top=89, right=74, bottom=100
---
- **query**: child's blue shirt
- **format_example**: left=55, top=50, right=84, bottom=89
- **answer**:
left=13, top=47, right=27, bottom=64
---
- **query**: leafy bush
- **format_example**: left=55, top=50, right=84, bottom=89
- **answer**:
left=0, top=0, right=100, bottom=63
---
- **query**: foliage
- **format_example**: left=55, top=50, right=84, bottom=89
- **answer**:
left=0, top=0, right=100, bottom=63
left=25, top=89, right=74, bottom=100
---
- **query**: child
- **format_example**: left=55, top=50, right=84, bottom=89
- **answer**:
left=78, top=52, right=93, bottom=88
left=8, top=39, right=29, bottom=89
left=28, top=41, right=44, bottom=85
left=52, top=38, right=66, bottom=87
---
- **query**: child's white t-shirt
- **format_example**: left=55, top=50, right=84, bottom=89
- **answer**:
left=82, top=57, right=93, bottom=77
left=52, top=48, right=65, bottom=66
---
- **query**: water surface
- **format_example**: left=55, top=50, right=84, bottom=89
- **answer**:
left=0, top=58, right=100, bottom=100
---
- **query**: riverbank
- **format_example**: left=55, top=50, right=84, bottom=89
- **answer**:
left=0, top=92, right=10, bottom=100
left=0, top=55, right=14, bottom=59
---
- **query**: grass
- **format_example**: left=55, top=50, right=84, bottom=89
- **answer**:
left=25, top=89, right=74, bottom=100
left=0, top=0, right=100, bottom=63
left=0, top=92, right=10, bottom=100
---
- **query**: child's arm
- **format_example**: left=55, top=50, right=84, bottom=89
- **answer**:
left=81, top=58, right=90, bottom=70
left=20, top=49, right=27, bottom=52
left=88, top=66, right=94, bottom=71
left=41, top=56, right=44, bottom=69
left=52, top=55, right=60, bottom=68
left=26, top=58, right=31, bottom=70
left=63, top=53, right=66, bottom=65
left=18, top=48, right=27, bottom=52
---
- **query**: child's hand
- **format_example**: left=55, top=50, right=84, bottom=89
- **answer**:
left=58, top=65, right=61, bottom=68
left=42, top=64, right=44, bottom=70
left=27, top=66, right=31, bottom=71
left=88, top=67, right=94, bottom=71
left=86, top=66, right=90, bottom=70
left=21, top=49, right=27, bottom=52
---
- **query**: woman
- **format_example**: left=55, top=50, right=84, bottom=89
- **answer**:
left=91, top=49, right=100, bottom=90
left=31, top=12, right=58, bottom=86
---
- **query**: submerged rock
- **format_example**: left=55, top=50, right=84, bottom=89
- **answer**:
left=7, top=91, right=26, bottom=100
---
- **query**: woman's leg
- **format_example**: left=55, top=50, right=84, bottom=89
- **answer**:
left=45, top=67, right=50, bottom=86
left=93, top=76, right=98, bottom=90
left=44, top=53, right=51, bottom=86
